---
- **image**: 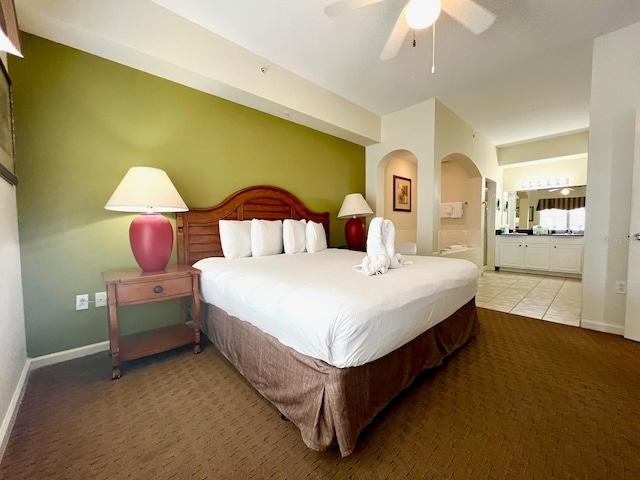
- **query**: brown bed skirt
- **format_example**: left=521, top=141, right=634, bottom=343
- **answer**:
left=203, top=298, right=479, bottom=457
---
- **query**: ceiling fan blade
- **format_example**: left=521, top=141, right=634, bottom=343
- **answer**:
left=442, top=0, right=496, bottom=35
left=324, top=0, right=386, bottom=17
left=379, top=5, right=410, bottom=60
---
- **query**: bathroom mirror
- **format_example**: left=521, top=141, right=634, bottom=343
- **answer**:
left=502, top=186, right=587, bottom=231
left=502, top=191, right=517, bottom=231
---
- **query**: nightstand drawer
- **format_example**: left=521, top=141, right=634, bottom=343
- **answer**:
left=115, top=276, right=193, bottom=305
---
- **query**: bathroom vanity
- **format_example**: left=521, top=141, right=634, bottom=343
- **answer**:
left=495, top=234, right=583, bottom=276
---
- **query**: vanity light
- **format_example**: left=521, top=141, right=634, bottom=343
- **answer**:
left=519, top=177, right=571, bottom=191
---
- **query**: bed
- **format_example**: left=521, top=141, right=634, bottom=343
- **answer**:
left=176, top=185, right=479, bottom=456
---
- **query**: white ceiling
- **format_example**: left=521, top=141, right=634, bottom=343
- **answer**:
left=14, top=0, right=640, bottom=146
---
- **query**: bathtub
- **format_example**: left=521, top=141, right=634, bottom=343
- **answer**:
left=437, top=230, right=483, bottom=272
left=396, top=242, right=417, bottom=255
left=395, top=241, right=483, bottom=272
left=439, top=246, right=482, bottom=263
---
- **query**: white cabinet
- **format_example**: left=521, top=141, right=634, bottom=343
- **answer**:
left=496, top=235, right=582, bottom=275
left=499, top=238, right=525, bottom=268
left=551, top=238, right=583, bottom=274
left=499, top=236, right=550, bottom=271
left=524, top=242, right=551, bottom=270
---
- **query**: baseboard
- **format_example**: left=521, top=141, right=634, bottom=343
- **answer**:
left=497, top=267, right=581, bottom=279
left=29, top=340, right=110, bottom=370
left=544, top=317, right=581, bottom=328
left=1, top=341, right=111, bottom=461
left=580, top=320, right=625, bottom=336
left=0, top=360, right=30, bottom=461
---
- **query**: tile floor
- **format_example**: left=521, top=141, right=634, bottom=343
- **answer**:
left=476, top=270, right=582, bottom=326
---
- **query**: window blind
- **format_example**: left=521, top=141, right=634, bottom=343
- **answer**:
left=536, top=196, right=586, bottom=211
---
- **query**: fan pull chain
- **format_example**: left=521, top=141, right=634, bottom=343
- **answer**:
left=431, top=22, right=436, bottom=74
left=412, top=24, right=435, bottom=74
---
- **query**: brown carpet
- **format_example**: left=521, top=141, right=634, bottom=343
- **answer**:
left=2, top=308, right=639, bottom=479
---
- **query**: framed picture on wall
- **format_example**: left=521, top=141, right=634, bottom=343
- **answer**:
left=393, top=175, right=411, bottom=212
left=0, top=61, right=17, bottom=186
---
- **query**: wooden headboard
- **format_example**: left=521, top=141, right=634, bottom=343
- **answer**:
left=177, top=185, right=330, bottom=265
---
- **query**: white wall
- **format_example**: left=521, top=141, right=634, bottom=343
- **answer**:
left=433, top=101, right=500, bottom=255
left=366, top=100, right=436, bottom=254
left=582, top=21, right=640, bottom=334
left=17, top=0, right=381, bottom=146
left=366, top=99, right=500, bottom=256
left=498, top=131, right=589, bottom=166
left=501, top=155, right=588, bottom=192
left=441, top=160, right=483, bottom=232
left=0, top=140, right=28, bottom=456
left=384, top=156, right=417, bottom=244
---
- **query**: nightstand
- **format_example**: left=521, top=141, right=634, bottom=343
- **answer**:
left=102, top=265, right=201, bottom=379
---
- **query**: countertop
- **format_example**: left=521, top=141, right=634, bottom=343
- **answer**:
left=498, top=232, right=584, bottom=237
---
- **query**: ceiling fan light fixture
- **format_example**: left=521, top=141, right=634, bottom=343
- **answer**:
left=406, top=0, right=441, bottom=30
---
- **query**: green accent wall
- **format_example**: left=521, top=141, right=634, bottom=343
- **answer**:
left=10, top=34, right=365, bottom=358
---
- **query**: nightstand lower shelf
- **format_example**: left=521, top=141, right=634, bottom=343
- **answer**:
left=104, top=265, right=201, bottom=379
left=118, top=324, right=200, bottom=362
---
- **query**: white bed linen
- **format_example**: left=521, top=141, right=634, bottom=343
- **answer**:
left=193, top=249, right=478, bottom=368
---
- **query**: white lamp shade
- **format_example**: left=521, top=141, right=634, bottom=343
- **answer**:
left=337, top=193, right=373, bottom=219
left=104, top=166, right=188, bottom=213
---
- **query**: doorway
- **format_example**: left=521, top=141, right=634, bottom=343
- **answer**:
left=484, top=178, right=497, bottom=268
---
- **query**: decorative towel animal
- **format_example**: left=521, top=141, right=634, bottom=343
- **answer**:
left=360, top=254, right=390, bottom=276
left=363, top=217, right=390, bottom=275
left=352, top=217, right=390, bottom=275
left=353, top=217, right=409, bottom=275
left=382, top=219, right=404, bottom=269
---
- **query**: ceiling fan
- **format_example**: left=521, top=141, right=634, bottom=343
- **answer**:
left=324, top=0, right=496, bottom=60
left=549, top=187, right=575, bottom=195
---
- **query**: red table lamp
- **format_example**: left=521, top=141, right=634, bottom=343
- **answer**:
left=105, top=166, right=188, bottom=272
left=337, top=193, right=374, bottom=251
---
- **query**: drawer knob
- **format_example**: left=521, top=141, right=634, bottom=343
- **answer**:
left=153, top=285, right=163, bottom=294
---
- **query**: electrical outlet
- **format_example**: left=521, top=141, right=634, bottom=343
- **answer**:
left=615, top=281, right=627, bottom=294
left=95, top=291, right=107, bottom=307
left=75, top=294, right=89, bottom=310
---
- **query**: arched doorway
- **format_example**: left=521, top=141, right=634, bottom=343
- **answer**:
left=439, top=153, right=485, bottom=269
left=375, top=149, right=418, bottom=246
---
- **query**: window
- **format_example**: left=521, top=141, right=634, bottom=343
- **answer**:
left=539, top=207, right=585, bottom=232
left=539, top=209, right=567, bottom=230
left=568, top=207, right=586, bottom=232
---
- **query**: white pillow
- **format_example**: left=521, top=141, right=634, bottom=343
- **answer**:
left=283, top=219, right=307, bottom=254
left=305, top=220, right=327, bottom=253
left=251, top=219, right=284, bottom=257
left=219, top=220, right=252, bottom=259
